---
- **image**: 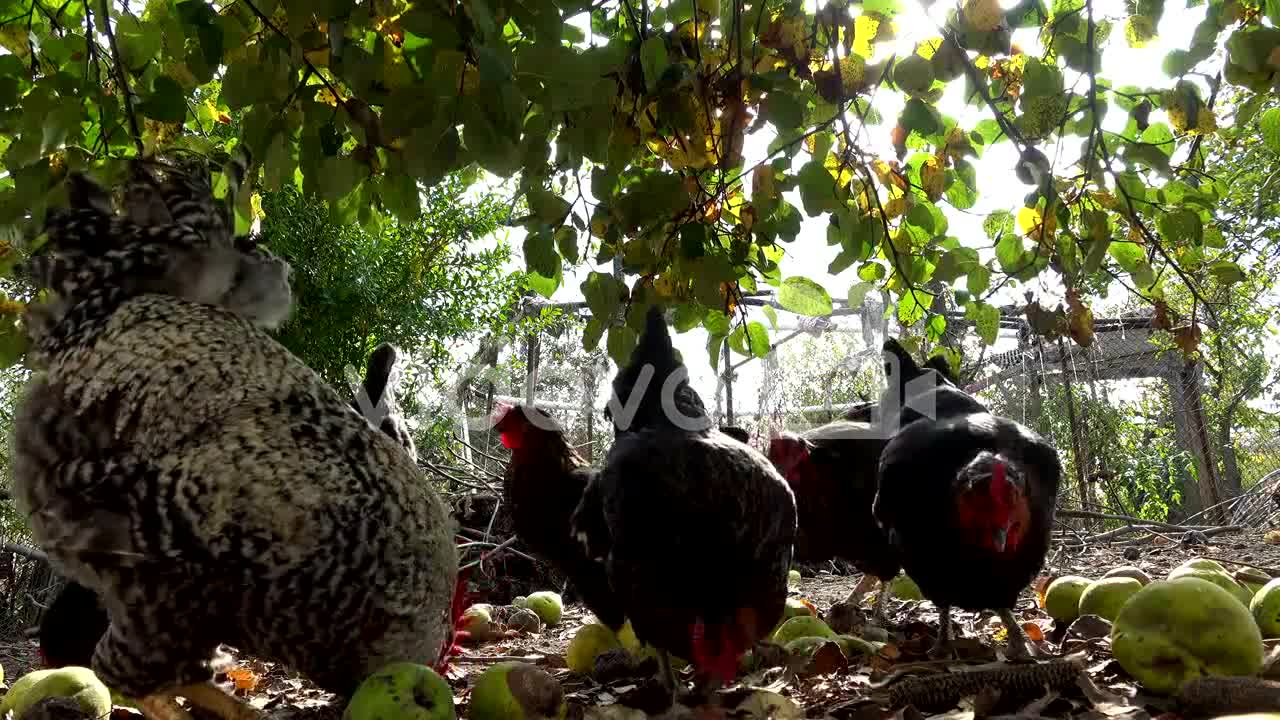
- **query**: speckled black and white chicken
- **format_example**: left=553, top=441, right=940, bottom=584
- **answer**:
left=11, top=156, right=458, bottom=720
left=37, top=341, right=423, bottom=673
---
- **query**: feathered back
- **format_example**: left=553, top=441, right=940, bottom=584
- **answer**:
left=608, top=305, right=709, bottom=434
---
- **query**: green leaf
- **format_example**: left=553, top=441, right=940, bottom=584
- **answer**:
left=848, top=281, right=875, bottom=309
left=1022, top=57, right=1064, bottom=98
left=778, top=276, right=833, bottom=317
left=797, top=160, right=838, bottom=217
left=379, top=172, right=422, bottom=223
left=926, top=314, right=947, bottom=342
left=728, top=324, right=749, bottom=356
left=965, top=301, right=1000, bottom=345
left=0, top=320, right=29, bottom=369
left=582, top=271, right=624, bottom=320
left=583, top=317, right=606, bottom=351
left=607, top=324, right=639, bottom=365
left=528, top=188, right=571, bottom=224
left=893, top=55, right=935, bottom=96
left=703, top=309, right=731, bottom=337
left=864, top=0, right=902, bottom=17
left=762, top=305, right=779, bottom=330
left=1108, top=239, right=1146, bottom=274
left=315, top=155, right=362, bottom=201
left=523, top=229, right=560, bottom=277
left=555, top=226, right=579, bottom=264
left=1156, top=208, right=1203, bottom=246
left=640, top=36, right=669, bottom=93
left=526, top=265, right=562, bottom=298
left=995, top=233, right=1025, bottom=272
left=1261, top=109, right=1280, bottom=153
left=220, top=59, right=261, bottom=109
left=966, top=265, right=992, bottom=296
left=681, top=222, right=707, bottom=258
left=763, top=90, right=806, bottom=131
left=896, top=288, right=933, bottom=326
left=1208, top=259, right=1246, bottom=285
left=138, top=75, right=188, bottom=123
left=746, top=321, right=770, bottom=358
left=983, top=210, right=1014, bottom=240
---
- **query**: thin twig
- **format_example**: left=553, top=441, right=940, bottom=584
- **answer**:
left=98, top=0, right=142, bottom=155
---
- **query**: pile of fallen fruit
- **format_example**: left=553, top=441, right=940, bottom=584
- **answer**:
left=9, top=552, right=1280, bottom=720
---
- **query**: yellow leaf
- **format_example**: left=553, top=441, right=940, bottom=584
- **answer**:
left=921, top=156, right=945, bottom=201
left=1265, top=530, right=1280, bottom=545
left=916, top=36, right=944, bottom=60
left=752, top=164, right=777, bottom=199
left=883, top=195, right=908, bottom=219
left=315, top=87, right=340, bottom=106
left=1091, top=190, right=1119, bottom=210
left=1066, top=289, right=1094, bottom=348
left=853, top=14, right=881, bottom=58
left=1017, top=206, right=1057, bottom=245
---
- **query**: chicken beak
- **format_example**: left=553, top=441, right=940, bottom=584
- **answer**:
left=992, top=526, right=1008, bottom=553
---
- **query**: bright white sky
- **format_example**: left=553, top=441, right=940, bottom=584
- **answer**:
left=467, top=0, right=1217, bottom=415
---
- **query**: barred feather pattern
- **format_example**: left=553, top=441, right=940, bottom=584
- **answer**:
left=11, top=157, right=457, bottom=700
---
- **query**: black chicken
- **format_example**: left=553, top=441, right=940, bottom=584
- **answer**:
left=767, top=420, right=898, bottom=621
left=571, top=306, right=797, bottom=698
left=874, top=379, right=1061, bottom=659
left=492, top=403, right=624, bottom=628
left=768, top=339, right=963, bottom=620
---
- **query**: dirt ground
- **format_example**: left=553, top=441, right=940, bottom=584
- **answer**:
left=4, top=530, right=1280, bottom=719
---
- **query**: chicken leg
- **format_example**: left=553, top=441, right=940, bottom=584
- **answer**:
left=657, top=649, right=681, bottom=706
left=998, top=609, right=1038, bottom=661
left=138, top=683, right=260, bottom=720
left=928, top=605, right=955, bottom=659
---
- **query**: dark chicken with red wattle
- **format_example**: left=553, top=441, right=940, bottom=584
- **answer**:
left=874, top=370, right=1061, bottom=659
left=492, top=403, right=624, bottom=629
left=570, top=305, right=797, bottom=699
left=766, top=339, right=960, bottom=621
left=767, top=421, right=897, bottom=621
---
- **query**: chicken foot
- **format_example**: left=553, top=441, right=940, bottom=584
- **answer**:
left=138, top=683, right=260, bottom=720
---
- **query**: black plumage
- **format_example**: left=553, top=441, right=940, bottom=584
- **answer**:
left=38, top=580, right=108, bottom=669
left=571, top=306, right=797, bottom=694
